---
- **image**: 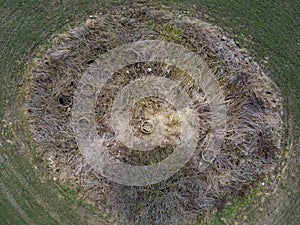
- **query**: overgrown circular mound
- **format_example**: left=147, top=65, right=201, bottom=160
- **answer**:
left=26, top=6, right=286, bottom=225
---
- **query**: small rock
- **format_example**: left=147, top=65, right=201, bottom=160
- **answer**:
left=49, top=49, right=69, bottom=59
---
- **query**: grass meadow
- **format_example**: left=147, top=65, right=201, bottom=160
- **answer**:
left=0, top=0, right=299, bottom=224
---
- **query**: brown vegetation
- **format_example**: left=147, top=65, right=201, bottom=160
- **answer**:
left=25, top=6, right=286, bottom=225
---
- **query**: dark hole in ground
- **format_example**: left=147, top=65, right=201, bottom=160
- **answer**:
left=58, top=94, right=73, bottom=107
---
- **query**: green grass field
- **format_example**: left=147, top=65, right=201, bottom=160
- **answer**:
left=0, top=0, right=299, bottom=224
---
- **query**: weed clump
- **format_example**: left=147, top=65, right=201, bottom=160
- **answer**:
left=25, top=5, right=286, bottom=225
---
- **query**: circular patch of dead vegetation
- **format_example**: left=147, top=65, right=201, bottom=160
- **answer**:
left=25, top=5, right=287, bottom=225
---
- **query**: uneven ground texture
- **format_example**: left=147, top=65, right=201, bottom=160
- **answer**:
left=0, top=0, right=299, bottom=225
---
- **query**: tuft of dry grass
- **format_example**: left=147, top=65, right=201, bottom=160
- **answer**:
left=25, top=5, right=286, bottom=225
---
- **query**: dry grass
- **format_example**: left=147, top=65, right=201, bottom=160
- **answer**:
left=25, top=5, right=286, bottom=225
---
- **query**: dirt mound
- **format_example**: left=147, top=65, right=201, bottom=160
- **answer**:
left=25, top=6, right=286, bottom=225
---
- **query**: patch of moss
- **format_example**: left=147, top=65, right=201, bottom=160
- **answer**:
left=145, top=20, right=183, bottom=42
